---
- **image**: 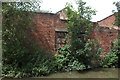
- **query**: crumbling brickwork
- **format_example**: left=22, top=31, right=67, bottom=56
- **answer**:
left=92, top=26, right=118, bottom=56
left=32, top=12, right=67, bottom=54
left=32, top=12, right=118, bottom=55
left=91, top=14, right=118, bottom=56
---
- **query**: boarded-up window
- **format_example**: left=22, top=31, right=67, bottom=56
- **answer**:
left=55, top=29, right=68, bottom=50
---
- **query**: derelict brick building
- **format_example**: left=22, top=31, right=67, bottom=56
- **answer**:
left=32, top=8, right=119, bottom=55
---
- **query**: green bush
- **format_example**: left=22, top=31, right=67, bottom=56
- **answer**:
left=54, top=45, right=72, bottom=71
left=55, top=39, right=103, bottom=72
left=2, top=46, right=57, bottom=78
left=103, top=39, right=119, bottom=68
left=2, top=2, right=57, bottom=78
left=53, top=0, right=103, bottom=72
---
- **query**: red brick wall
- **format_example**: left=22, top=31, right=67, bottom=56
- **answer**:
left=98, top=14, right=118, bottom=29
left=32, top=12, right=67, bottom=53
left=32, top=12, right=118, bottom=55
left=91, top=26, right=118, bottom=56
left=91, top=14, right=118, bottom=56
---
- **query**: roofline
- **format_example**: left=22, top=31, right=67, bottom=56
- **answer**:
left=97, top=13, right=115, bottom=23
left=35, top=10, right=117, bottom=24
left=34, top=12, right=56, bottom=15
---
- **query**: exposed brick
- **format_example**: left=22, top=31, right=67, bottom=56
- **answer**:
left=92, top=15, right=118, bottom=55
left=32, top=12, right=67, bottom=54
left=32, top=12, right=118, bottom=55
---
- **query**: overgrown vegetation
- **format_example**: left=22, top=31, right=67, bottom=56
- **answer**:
left=54, top=0, right=103, bottom=71
left=54, top=0, right=120, bottom=71
left=2, top=0, right=119, bottom=79
left=113, top=1, right=120, bottom=27
left=103, top=1, right=120, bottom=68
left=2, top=1, right=102, bottom=78
left=102, top=1, right=119, bottom=68
left=2, top=2, right=56, bottom=78
left=103, top=39, right=119, bottom=68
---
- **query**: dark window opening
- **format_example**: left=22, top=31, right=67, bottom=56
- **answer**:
left=55, top=30, right=68, bottom=50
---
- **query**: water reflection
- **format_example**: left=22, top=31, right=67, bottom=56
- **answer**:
left=40, top=68, right=118, bottom=78
left=2, top=68, right=119, bottom=80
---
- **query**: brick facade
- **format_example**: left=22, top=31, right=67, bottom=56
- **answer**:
left=32, top=11, right=118, bottom=55
left=91, top=26, right=118, bottom=56
left=93, top=14, right=118, bottom=55
left=32, top=12, right=67, bottom=54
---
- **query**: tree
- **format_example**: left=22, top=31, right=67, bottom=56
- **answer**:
left=65, top=0, right=96, bottom=51
left=113, top=2, right=120, bottom=27
left=113, top=1, right=120, bottom=68
left=2, top=1, right=44, bottom=78
left=102, top=2, right=120, bottom=68
left=56, top=0, right=102, bottom=71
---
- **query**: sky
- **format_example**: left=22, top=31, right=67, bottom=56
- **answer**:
left=40, top=0, right=119, bottom=22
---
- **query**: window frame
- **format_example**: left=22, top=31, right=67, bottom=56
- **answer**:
left=55, top=29, right=68, bottom=50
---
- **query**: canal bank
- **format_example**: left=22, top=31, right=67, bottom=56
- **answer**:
left=2, top=68, right=119, bottom=80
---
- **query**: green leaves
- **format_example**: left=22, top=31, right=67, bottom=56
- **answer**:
left=55, top=0, right=103, bottom=71
left=113, top=1, right=120, bottom=26
left=103, top=39, right=119, bottom=68
left=65, top=0, right=96, bottom=52
left=2, top=2, right=52, bottom=78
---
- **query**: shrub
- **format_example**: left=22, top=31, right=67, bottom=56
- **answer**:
left=53, top=0, right=103, bottom=72
left=2, top=2, right=57, bottom=78
left=103, top=39, right=119, bottom=68
left=2, top=46, right=57, bottom=78
left=55, top=39, right=103, bottom=72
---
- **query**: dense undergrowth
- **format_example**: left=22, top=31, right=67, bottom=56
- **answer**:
left=102, top=39, right=119, bottom=68
left=2, top=1, right=119, bottom=78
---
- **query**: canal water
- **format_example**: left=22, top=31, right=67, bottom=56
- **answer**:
left=2, top=68, right=119, bottom=80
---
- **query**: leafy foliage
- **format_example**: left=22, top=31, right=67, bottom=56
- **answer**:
left=2, top=2, right=57, bottom=78
left=103, top=39, right=119, bottom=68
left=54, top=0, right=103, bottom=71
left=55, top=40, right=103, bottom=71
left=65, top=0, right=96, bottom=51
left=66, top=0, right=102, bottom=68
left=106, top=1, right=120, bottom=68
left=3, top=0, right=118, bottom=78
left=113, top=2, right=120, bottom=27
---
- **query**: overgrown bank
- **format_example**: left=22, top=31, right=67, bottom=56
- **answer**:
left=2, top=1, right=119, bottom=78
